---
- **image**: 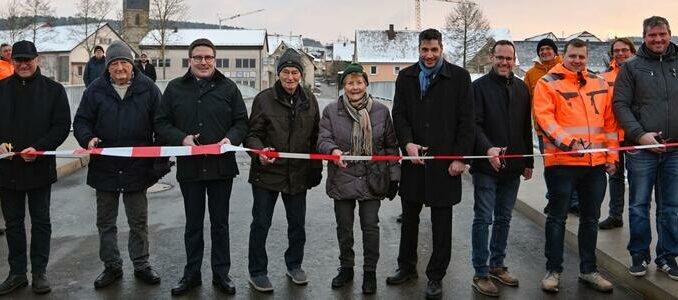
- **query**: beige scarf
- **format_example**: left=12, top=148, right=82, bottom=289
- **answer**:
left=342, top=93, right=373, bottom=155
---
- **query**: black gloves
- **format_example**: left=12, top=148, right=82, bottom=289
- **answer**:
left=307, top=167, right=323, bottom=188
left=150, top=157, right=173, bottom=181
left=387, top=181, right=399, bottom=200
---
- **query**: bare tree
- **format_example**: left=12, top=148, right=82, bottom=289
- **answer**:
left=22, top=0, right=54, bottom=44
left=72, top=0, right=113, bottom=55
left=150, top=0, right=187, bottom=79
left=1, top=0, right=28, bottom=44
left=445, top=0, right=490, bottom=68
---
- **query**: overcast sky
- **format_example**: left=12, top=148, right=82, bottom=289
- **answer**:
left=50, top=0, right=678, bottom=43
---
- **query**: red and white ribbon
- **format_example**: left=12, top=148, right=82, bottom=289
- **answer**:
left=2, top=143, right=678, bottom=161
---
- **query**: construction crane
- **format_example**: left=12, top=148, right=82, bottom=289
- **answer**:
left=414, top=0, right=472, bottom=30
left=218, top=9, right=265, bottom=29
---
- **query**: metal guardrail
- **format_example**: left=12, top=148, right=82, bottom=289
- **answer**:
left=62, top=80, right=259, bottom=122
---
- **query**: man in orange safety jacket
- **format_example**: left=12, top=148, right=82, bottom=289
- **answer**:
left=533, top=38, right=619, bottom=294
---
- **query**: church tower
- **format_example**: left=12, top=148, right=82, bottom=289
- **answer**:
left=123, top=0, right=150, bottom=52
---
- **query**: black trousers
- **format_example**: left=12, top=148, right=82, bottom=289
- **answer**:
left=179, top=179, right=233, bottom=278
left=397, top=200, right=453, bottom=281
left=0, top=185, right=52, bottom=275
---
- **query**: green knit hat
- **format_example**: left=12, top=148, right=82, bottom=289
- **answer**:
left=341, top=63, right=369, bottom=86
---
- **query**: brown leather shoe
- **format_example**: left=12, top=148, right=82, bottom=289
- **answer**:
left=489, top=267, right=519, bottom=287
left=472, top=276, right=499, bottom=297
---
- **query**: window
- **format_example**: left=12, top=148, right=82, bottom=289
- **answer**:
left=135, top=14, right=140, bottom=26
left=394, top=66, right=401, bottom=75
left=182, top=58, right=189, bottom=68
left=153, top=59, right=171, bottom=67
left=249, top=71, right=256, bottom=78
left=249, top=81, right=256, bottom=88
left=235, top=58, right=255, bottom=69
left=370, top=66, right=377, bottom=75
left=77, top=66, right=83, bottom=76
left=216, top=58, right=229, bottom=68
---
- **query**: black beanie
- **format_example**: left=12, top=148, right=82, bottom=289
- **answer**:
left=341, top=63, right=369, bottom=86
left=277, top=48, right=304, bottom=74
left=537, top=38, right=558, bottom=55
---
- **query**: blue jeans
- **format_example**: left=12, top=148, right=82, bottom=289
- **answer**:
left=544, top=166, right=606, bottom=273
left=608, top=151, right=626, bottom=218
left=626, top=150, right=678, bottom=264
left=539, top=137, right=579, bottom=209
left=248, top=185, right=307, bottom=276
left=471, top=172, right=520, bottom=277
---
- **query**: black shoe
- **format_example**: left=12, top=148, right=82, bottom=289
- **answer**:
left=212, top=274, right=236, bottom=295
left=599, top=216, right=623, bottom=230
left=386, top=269, right=417, bottom=285
left=331, top=267, right=354, bottom=288
left=0, top=274, right=28, bottom=296
left=31, top=273, right=51, bottom=294
left=94, top=267, right=122, bottom=289
left=134, top=266, right=161, bottom=285
left=425, top=280, right=443, bottom=299
left=171, top=276, right=202, bottom=296
left=362, top=271, right=376, bottom=294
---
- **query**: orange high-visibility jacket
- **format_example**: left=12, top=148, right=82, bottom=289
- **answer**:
left=601, top=59, right=625, bottom=142
left=0, top=60, right=13, bottom=80
left=526, top=56, right=563, bottom=134
left=533, top=63, right=619, bottom=167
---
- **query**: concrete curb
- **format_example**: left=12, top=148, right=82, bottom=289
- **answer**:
left=56, top=156, right=89, bottom=179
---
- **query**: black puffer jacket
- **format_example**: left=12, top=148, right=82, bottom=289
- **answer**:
left=245, top=81, right=322, bottom=194
left=0, top=68, right=71, bottom=190
left=613, top=42, right=678, bottom=147
left=154, top=69, right=249, bottom=182
left=73, top=67, right=162, bottom=192
left=471, top=70, right=534, bottom=178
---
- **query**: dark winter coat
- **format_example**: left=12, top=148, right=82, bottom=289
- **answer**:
left=154, top=69, right=249, bottom=183
left=73, top=67, right=162, bottom=192
left=613, top=42, right=678, bottom=147
left=317, top=97, right=400, bottom=201
left=84, top=56, right=106, bottom=87
left=0, top=68, right=71, bottom=190
left=136, top=61, right=157, bottom=82
left=245, top=81, right=322, bottom=195
left=471, top=70, right=534, bottom=178
left=392, top=60, right=475, bottom=207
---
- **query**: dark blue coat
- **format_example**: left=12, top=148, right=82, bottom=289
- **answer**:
left=84, top=56, right=106, bottom=87
left=73, top=67, right=162, bottom=192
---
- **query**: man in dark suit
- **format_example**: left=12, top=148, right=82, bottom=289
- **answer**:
left=387, top=28, right=475, bottom=300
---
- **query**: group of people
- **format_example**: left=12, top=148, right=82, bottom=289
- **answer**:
left=0, top=14, right=676, bottom=300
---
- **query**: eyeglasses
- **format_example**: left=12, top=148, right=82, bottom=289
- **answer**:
left=613, top=48, right=631, bottom=54
left=191, top=55, right=215, bottom=63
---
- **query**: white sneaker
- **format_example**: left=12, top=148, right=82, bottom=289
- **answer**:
left=541, top=271, right=560, bottom=293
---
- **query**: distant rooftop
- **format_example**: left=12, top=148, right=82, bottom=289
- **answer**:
left=140, top=29, right=267, bottom=48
